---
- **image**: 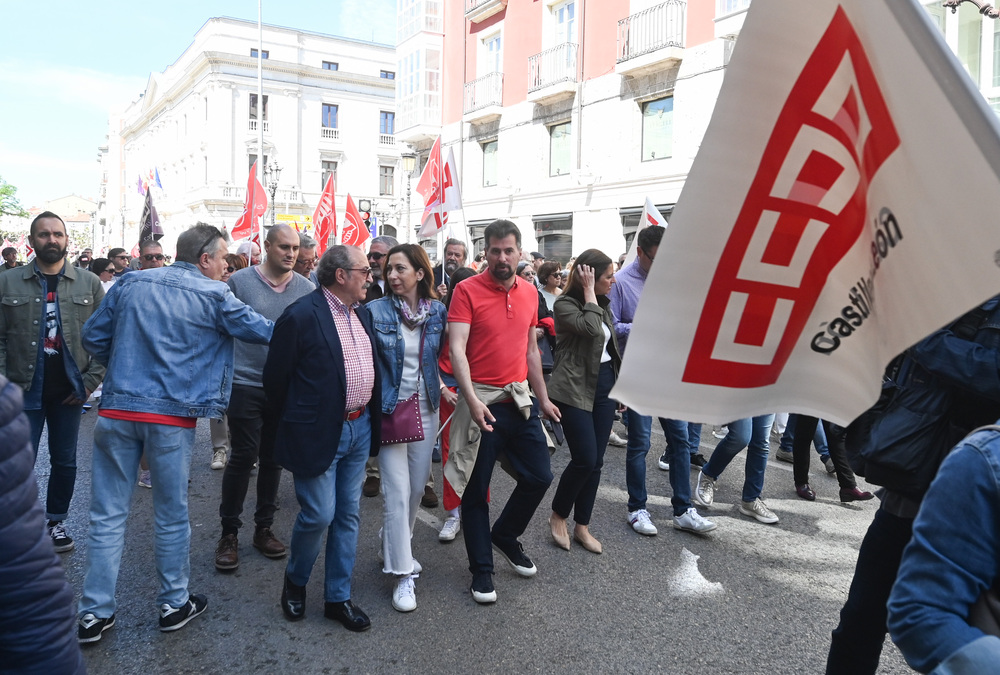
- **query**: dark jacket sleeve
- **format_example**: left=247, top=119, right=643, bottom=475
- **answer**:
left=0, top=376, right=85, bottom=674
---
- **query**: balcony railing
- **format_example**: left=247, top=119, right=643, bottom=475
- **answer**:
left=379, top=133, right=396, bottom=146
left=528, top=43, right=579, bottom=93
left=465, top=0, right=501, bottom=14
left=717, top=0, right=750, bottom=17
left=464, top=72, right=503, bottom=114
left=248, top=118, right=269, bottom=133
left=321, top=127, right=340, bottom=140
left=618, top=1, right=686, bottom=64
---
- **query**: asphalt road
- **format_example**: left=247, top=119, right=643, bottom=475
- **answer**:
left=35, top=412, right=914, bottom=674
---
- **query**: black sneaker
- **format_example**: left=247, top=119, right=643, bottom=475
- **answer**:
left=48, top=521, right=74, bottom=553
left=690, top=453, right=707, bottom=468
left=491, top=536, right=537, bottom=577
left=470, top=572, right=497, bottom=604
left=657, top=452, right=670, bottom=471
left=78, top=613, right=115, bottom=643
left=159, top=593, right=208, bottom=632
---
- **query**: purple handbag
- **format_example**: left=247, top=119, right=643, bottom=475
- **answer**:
left=379, top=328, right=426, bottom=445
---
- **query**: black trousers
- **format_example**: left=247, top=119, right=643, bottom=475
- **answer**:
left=219, top=384, right=281, bottom=534
left=791, top=415, right=856, bottom=489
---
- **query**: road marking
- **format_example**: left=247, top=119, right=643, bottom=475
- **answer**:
left=669, top=548, right=724, bottom=597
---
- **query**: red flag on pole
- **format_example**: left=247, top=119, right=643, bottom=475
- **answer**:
left=231, top=161, right=268, bottom=241
left=415, top=137, right=462, bottom=238
left=313, top=173, right=337, bottom=254
left=342, top=194, right=371, bottom=248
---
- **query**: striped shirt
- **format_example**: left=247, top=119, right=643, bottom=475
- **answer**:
left=323, top=286, right=374, bottom=411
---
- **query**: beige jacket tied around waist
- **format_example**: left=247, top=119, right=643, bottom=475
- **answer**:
left=443, top=380, right=534, bottom=499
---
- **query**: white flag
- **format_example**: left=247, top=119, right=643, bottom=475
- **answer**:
left=623, top=197, right=668, bottom=268
left=612, top=0, right=1000, bottom=426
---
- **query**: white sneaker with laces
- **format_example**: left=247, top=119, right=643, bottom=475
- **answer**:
left=739, top=498, right=779, bottom=524
left=607, top=431, right=627, bottom=447
left=392, top=575, right=417, bottom=612
left=628, top=509, right=658, bottom=536
left=673, top=507, right=717, bottom=534
left=211, top=449, right=227, bottom=470
left=693, top=471, right=715, bottom=508
left=439, top=516, right=461, bottom=541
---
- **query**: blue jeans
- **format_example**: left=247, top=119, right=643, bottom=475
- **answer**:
left=625, top=411, right=697, bottom=516
left=461, top=400, right=553, bottom=575
left=25, top=401, right=83, bottom=521
left=80, top=417, right=196, bottom=618
left=285, top=412, right=370, bottom=603
left=703, top=415, right=774, bottom=502
left=779, top=413, right=829, bottom=458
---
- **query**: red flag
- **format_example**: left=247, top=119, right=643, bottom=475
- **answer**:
left=341, top=194, right=371, bottom=248
left=231, top=161, right=268, bottom=241
left=313, top=173, right=337, bottom=254
left=415, top=137, right=443, bottom=224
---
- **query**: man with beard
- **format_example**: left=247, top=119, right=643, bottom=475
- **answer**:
left=433, top=238, right=468, bottom=300
left=214, top=224, right=314, bottom=571
left=446, top=219, right=560, bottom=603
left=0, top=211, right=105, bottom=553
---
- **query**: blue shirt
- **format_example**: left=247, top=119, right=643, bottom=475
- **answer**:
left=608, top=258, right=649, bottom=356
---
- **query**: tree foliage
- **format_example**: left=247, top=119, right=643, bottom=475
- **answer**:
left=0, top=176, right=28, bottom=218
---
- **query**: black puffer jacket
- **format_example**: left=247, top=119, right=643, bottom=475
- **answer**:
left=0, top=375, right=85, bottom=674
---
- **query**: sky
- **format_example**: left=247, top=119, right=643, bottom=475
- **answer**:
left=0, top=0, right=396, bottom=210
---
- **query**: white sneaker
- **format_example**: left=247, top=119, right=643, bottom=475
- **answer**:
left=628, top=509, right=658, bottom=536
left=211, top=449, right=227, bottom=470
left=657, top=452, right=669, bottom=471
left=607, top=431, right=627, bottom=447
left=712, top=426, right=729, bottom=439
left=693, top=471, right=715, bottom=508
left=412, top=558, right=422, bottom=574
left=673, top=507, right=717, bottom=534
left=439, top=516, right=461, bottom=541
left=392, top=575, right=417, bottom=612
left=138, top=470, right=151, bottom=489
left=739, top=498, right=779, bottom=524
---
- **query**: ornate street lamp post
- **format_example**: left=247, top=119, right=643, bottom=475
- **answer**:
left=263, top=160, right=282, bottom=228
left=942, top=0, right=1000, bottom=17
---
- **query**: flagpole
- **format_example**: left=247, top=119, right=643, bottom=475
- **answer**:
left=256, top=0, right=264, bottom=246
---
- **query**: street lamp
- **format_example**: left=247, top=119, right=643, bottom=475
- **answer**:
left=401, top=150, right=416, bottom=244
left=262, top=160, right=282, bottom=227
left=943, top=0, right=1000, bottom=17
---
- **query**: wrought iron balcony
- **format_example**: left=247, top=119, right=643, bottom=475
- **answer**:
left=464, top=72, right=504, bottom=116
left=528, top=43, right=579, bottom=95
left=618, top=1, right=686, bottom=64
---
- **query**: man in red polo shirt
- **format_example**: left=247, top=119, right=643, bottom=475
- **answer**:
left=447, top=219, right=560, bottom=604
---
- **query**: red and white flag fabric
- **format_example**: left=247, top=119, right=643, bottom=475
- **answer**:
left=416, top=137, right=463, bottom=238
left=623, top=197, right=668, bottom=268
left=313, top=172, right=337, bottom=254
left=1, top=238, right=11, bottom=250
left=231, top=161, right=268, bottom=241
left=612, top=1, right=1000, bottom=426
left=341, top=194, right=371, bottom=248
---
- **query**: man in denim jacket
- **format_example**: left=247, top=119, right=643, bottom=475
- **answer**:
left=826, top=296, right=1000, bottom=674
left=888, top=425, right=1000, bottom=673
left=75, top=223, right=273, bottom=644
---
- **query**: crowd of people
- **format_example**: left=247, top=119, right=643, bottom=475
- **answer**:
left=1, top=211, right=998, bottom=674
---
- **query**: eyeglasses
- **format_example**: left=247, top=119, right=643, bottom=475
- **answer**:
left=115, top=255, right=129, bottom=260
left=143, top=254, right=165, bottom=261
left=226, top=266, right=235, bottom=273
left=368, top=252, right=386, bottom=261
left=345, top=267, right=374, bottom=278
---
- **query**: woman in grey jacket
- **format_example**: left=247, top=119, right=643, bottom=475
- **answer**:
left=546, top=249, right=621, bottom=553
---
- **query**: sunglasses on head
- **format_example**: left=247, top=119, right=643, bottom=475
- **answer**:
left=143, top=254, right=165, bottom=261
left=368, top=251, right=386, bottom=261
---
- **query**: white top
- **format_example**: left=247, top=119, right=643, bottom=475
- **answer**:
left=101, top=278, right=116, bottom=293
left=397, top=322, right=423, bottom=400
left=600, top=323, right=612, bottom=363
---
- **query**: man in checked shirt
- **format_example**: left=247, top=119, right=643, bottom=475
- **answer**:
left=263, top=245, right=382, bottom=632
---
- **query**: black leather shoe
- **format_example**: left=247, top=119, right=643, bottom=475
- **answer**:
left=324, top=600, right=371, bottom=632
left=839, top=486, right=875, bottom=502
left=281, top=575, right=306, bottom=621
left=795, top=484, right=816, bottom=501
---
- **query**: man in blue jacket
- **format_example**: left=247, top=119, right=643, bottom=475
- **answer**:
left=76, top=223, right=273, bottom=644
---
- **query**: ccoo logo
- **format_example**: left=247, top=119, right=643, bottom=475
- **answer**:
left=682, top=7, right=900, bottom=388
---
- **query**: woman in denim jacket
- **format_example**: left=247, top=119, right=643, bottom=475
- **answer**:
left=546, top=249, right=621, bottom=554
left=367, top=244, right=447, bottom=613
